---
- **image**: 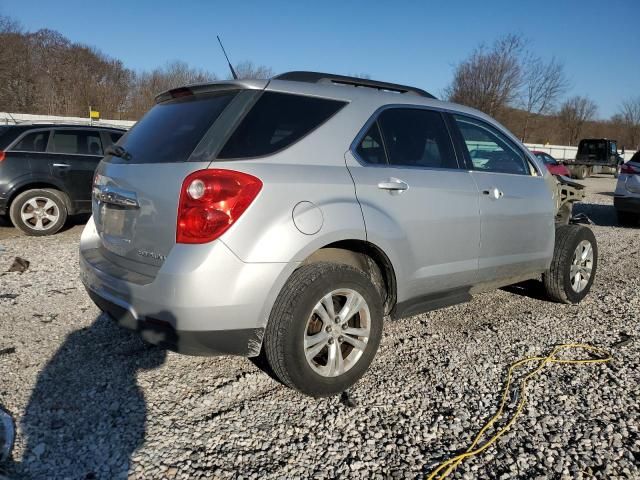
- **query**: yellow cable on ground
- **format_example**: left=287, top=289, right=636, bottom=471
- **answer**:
left=427, top=343, right=612, bottom=480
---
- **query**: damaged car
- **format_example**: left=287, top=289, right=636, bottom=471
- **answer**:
left=80, top=72, right=598, bottom=396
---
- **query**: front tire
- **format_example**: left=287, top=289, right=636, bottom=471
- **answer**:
left=263, top=262, right=383, bottom=397
left=9, top=189, right=68, bottom=236
left=543, top=225, right=598, bottom=304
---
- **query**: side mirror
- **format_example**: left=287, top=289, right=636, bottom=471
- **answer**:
left=0, top=407, right=15, bottom=462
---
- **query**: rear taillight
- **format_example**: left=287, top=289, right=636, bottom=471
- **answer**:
left=621, top=163, right=640, bottom=175
left=0, top=151, right=5, bottom=162
left=177, top=169, right=262, bottom=244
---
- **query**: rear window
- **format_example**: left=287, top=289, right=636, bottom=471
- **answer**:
left=218, top=92, right=347, bottom=159
left=578, top=141, right=605, bottom=155
left=12, top=131, right=50, bottom=152
left=117, top=92, right=236, bottom=163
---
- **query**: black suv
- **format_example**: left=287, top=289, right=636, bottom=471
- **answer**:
left=0, top=124, right=126, bottom=235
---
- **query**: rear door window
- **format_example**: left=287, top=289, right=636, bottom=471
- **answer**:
left=377, top=108, right=458, bottom=169
left=11, top=131, right=50, bottom=152
left=218, top=92, right=347, bottom=159
left=51, top=130, right=103, bottom=155
left=117, top=92, right=236, bottom=163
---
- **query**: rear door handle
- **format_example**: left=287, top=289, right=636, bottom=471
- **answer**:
left=52, top=163, right=71, bottom=168
left=378, top=178, right=409, bottom=192
left=482, top=187, right=504, bottom=199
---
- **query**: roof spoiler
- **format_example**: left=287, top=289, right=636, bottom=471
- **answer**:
left=155, top=80, right=268, bottom=104
left=273, top=71, right=436, bottom=99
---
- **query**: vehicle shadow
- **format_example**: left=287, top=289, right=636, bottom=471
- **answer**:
left=59, top=213, right=92, bottom=233
left=502, top=279, right=548, bottom=302
left=3, top=313, right=168, bottom=479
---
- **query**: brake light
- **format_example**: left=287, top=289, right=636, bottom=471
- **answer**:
left=0, top=151, right=5, bottom=162
left=621, top=163, right=640, bottom=175
left=177, top=169, right=262, bottom=244
left=170, top=87, right=193, bottom=98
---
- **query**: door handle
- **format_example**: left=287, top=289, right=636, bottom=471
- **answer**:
left=482, top=187, right=504, bottom=200
left=378, top=178, right=409, bottom=192
left=52, top=163, right=71, bottom=168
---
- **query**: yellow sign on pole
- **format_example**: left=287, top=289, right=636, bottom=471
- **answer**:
left=89, top=109, right=100, bottom=120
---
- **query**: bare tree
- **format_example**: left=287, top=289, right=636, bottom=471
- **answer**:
left=446, top=33, right=524, bottom=117
left=520, top=56, right=569, bottom=141
left=558, top=96, right=598, bottom=145
left=618, top=97, right=640, bottom=149
left=230, top=61, right=273, bottom=80
left=127, top=61, right=216, bottom=118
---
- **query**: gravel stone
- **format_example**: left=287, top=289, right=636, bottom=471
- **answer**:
left=0, top=177, right=638, bottom=479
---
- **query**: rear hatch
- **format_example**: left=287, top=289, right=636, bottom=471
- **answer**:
left=93, top=85, right=262, bottom=274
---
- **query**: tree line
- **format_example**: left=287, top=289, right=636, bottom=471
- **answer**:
left=446, top=33, right=640, bottom=149
left=1, top=18, right=638, bottom=150
left=0, top=16, right=272, bottom=120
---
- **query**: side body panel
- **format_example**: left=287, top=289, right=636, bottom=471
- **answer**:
left=470, top=172, right=555, bottom=281
left=345, top=151, right=480, bottom=302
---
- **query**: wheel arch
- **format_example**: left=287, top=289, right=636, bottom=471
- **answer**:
left=301, top=239, right=397, bottom=315
left=7, top=180, right=72, bottom=213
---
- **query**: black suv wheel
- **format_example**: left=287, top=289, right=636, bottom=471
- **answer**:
left=9, top=189, right=68, bottom=236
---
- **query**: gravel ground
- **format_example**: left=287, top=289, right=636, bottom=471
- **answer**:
left=0, top=176, right=638, bottom=479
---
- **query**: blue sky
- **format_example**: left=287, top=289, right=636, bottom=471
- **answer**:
left=2, top=0, right=639, bottom=118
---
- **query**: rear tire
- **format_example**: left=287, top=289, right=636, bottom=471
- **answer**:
left=9, top=189, right=68, bottom=236
left=617, top=210, right=639, bottom=226
left=543, top=225, right=597, bottom=304
left=573, top=166, right=584, bottom=179
left=263, top=262, right=383, bottom=397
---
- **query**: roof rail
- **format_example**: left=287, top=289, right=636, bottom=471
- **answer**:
left=273, top=71, right=436, bottom=99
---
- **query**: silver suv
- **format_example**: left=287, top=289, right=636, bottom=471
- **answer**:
left=80, top=72, right=598, bottom=397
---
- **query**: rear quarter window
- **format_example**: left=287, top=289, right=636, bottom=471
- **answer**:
left=11, top=130, right=50, bottom=152
left=115, top=92, right=236, bottom=164
left=217, top=92, right=347, bottom=159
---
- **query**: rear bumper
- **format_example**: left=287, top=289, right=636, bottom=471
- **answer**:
left=79, top=217, right=297, bottom=357
left=614, top=196, right=640, bottom=213
left=86, top=288, right=263, bottom=356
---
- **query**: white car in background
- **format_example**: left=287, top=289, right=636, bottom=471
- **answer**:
left=614, top=151, right=640, bottom=226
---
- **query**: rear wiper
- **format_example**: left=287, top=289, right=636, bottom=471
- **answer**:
left=105, top=145, right=132, bottom=161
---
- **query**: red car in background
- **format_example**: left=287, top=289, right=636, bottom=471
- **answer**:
left=532, top=150, right=572, bottom=177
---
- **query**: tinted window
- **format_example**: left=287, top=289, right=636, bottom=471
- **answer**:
left=454, top=115, right=530, bottom=175
left=51, top=130, right=103, bottom=155
left=578, top=141, right=605, bottom=155
left=356, top=122, right=387, bottom=165
left=109, top=132, right=123, bottom=144
left=218, top=92, right=346, bottom=159
left=118, top=92, right=236, bottom=163
left=11, top=131, right=50, bottom=152
left=377, top=109, right=457, bottom=169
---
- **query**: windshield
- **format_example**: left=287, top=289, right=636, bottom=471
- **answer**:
left=115, top=92, right=237, bottom=163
